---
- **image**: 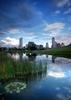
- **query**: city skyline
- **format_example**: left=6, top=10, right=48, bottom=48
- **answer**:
left=0, top=0, right=71, bottom=47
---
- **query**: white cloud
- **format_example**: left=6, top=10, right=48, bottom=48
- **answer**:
left=44, top=22, right=64, bottom=31
left=44, top=22, right=64, bottom=37
left=56, top=0, right=70, bottom=7
left=1, top=37, right=19, bottom=47
left=64, top=8, right=71, bottom=14
left=25, top=32, right=35, bottom=36
left=55, top=35, right=71, bottom=45
left=48, top=71, right=65, bottom=78
left=55, top=10, right=61, bottom=14
left=24, top=35, right=37, bottom=40
left=0, top=33, right=38, bottom=47
left=8, top=28, right=21, bottom=34
left=3, top=28, right=37, bottom=46
left=8, top=28, right=36, bottom=37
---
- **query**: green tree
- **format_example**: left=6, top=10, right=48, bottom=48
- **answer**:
left=27, top=42, right=37, bottom=50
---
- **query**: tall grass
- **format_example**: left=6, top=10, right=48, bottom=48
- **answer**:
left=33, top=46, right=71, bottom=58
left=0, top=52, right=47, bottom=80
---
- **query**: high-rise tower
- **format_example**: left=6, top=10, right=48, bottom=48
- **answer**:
left=52, top=37, right=57, bottom=48
left=19, top=38, right=23, bottom=48
left=46, top=42, right=48, bottom=48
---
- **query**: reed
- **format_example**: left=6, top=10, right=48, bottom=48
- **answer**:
left=0, top=52, right=47, bottom=80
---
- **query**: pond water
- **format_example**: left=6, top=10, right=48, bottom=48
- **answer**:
left=0, top=53, right=71, bottom=100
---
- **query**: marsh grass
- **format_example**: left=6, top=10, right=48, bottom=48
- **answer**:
left=0, top=52, right=47, bottom=80
left=32, top=46, right=71, bottom=58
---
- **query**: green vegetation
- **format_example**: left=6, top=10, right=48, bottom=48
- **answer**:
left=0, top=45, right=71, bottom=81
left=0, top=52, right=15, bottom=79
left=0, top=52, right=47, bottom=80
left=5, top=82, right=26, bottom=93
left=32, top=46, right=71, bottom=58
left=0, top=44, right=71, bottom=58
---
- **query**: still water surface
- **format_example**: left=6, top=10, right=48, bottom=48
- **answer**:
left=0, top=53, right=71, bottom=100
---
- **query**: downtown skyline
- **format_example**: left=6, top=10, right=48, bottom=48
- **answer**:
left=0, top=0, right=71, bottom=47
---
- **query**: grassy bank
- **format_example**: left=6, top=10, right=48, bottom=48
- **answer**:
left=32, top=46, right=71, bottom=58
left=1, top=46, right=71, bottom=58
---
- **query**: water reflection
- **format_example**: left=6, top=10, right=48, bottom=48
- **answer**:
left=52, top=56, right=56, bottom=63
left=0, top=53, right=47, bottom=83
left=48, top=71, right=65, bottom=78
left=26, top=53, right=37, bottom=61
left=8, top=53, right=37, bottom=62
left=0, top=53, right=48, bottom=100
left=19, top=53, right=23, bottom=62
left=0, top=53, right=71, bottom=100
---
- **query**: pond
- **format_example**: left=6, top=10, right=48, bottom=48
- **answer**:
left=0, top=52, right=71, bottom=100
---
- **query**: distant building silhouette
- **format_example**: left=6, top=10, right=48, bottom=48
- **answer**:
left=52, top=56, right=56, bottom=63
left=46, top=42, right=49, bottom=48
left=19, top=38, right=23, bottom=48
left=51, top=37, right=65, bottom=48
left=36, top=45, right=44, bottom=50
left=57, top=43, right=61, bottom=48
left=52, top=37, right=57, bottom=48
left=61, top=42, right=65, bottom=47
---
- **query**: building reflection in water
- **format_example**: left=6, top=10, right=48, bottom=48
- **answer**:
left=52, top=56, right=56, bottom=63
left=8, top=53, right=37, bottom=62
left=46, top=54, right=48, bottom=58
left=19, top=53, right=23, bottom=62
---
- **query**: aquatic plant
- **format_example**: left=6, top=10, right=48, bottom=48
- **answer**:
left=0, top=52, right=47, bottom=80
left=5, top=82, right=26, bottom=93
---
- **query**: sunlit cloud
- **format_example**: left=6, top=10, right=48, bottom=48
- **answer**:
left=48, top=71, right=65, bottom=78
left=44, top=22, right=65, bottom=37
left=8, top=28, right=21, bottom=34
left=1, top=37, right=19, bottom=47
left=55, top=35, right=71, bottom=45
left=8, top=28, right=35, bottom=36
left=44, top=22, right=64, bottom=32
left=0, top=35, right=38, bottom=47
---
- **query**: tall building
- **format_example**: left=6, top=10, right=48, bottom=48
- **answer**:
left=52, top=37, right=57, bottom=48
left=46, top=42, right=48, bottom=48
left=19, top=38, right=23, bottom=48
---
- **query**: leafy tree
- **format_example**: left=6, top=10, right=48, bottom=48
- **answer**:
left=27, top=42, right=37, bottom=50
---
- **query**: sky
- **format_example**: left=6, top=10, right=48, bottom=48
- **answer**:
left=0, top=0, right=71, bottom=47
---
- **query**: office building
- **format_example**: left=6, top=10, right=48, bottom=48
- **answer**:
left=19, top=38, right=23, bottom=48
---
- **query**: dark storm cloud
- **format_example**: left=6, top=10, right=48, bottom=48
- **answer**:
left=0, top=0, right=43, bottom=32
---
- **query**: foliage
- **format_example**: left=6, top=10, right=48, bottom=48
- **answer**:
left=0, top=52, right=47, bottom=80
left=26, top=42, right=37, bottom=50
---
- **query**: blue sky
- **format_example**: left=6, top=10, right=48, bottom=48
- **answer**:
left=0, top=0, right=71, bottom=47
